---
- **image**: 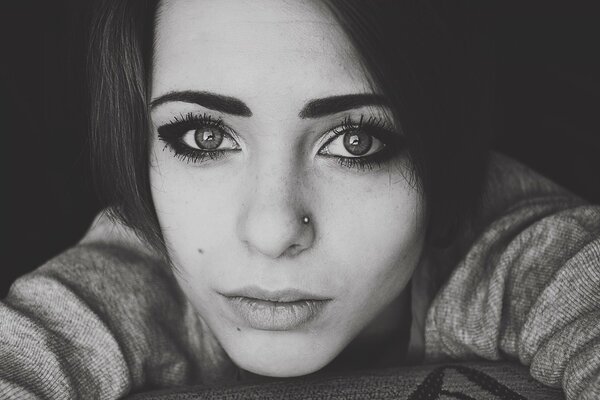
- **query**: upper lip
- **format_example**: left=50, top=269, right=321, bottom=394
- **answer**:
left=220, top=285, right=331, bottom=303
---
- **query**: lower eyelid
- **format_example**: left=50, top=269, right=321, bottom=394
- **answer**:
left=159, top=122, right=402, bottom=167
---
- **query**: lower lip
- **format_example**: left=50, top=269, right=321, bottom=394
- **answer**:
left=224, top=296, right=330, bottom=331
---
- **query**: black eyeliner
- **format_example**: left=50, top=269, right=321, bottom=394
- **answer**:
left=156, top=112, right=237, bottom=164
left=157, top=112, right=225, bottom=139
left=321, top=114, right=406, bottom=172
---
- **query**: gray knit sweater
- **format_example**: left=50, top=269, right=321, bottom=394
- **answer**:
left=1, top=153, right=599, bottom=399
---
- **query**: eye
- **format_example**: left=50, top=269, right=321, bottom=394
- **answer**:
left=319, top=116, right=393, bottom=159
left=156, top=113, right=241, bottom=164
left=181, top=126, right=238, bottom=151
left=317, top=116, right=405, bottom=172
left=321, top=129, right=386, bottom=158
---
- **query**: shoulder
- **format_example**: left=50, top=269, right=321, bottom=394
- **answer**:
left=12, top=211, right=181, bottom=317
left=410, top=152, right=599, bottom=360
left=418, top=153, right=600, bottom=398
left=2, top=212, right=237, bottom=397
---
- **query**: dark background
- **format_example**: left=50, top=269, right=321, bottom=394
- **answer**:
left=2, top=1, right=599, bottom=297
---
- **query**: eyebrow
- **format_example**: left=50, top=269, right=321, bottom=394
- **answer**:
left=150, top=91, right=388, bottom=119
left=150, top=90, right=252, bottom=117
left=299, top=94, right=388, bottom=118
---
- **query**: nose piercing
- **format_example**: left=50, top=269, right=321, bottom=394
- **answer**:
left=302, top=216, right=310, bottom=225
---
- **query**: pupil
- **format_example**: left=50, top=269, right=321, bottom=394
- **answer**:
left=195, top=128, right=223, bottom=150
left=343, top=131, right=372, bottom=156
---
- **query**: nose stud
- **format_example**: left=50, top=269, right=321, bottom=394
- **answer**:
left=302, top=216, right=310, bottom=225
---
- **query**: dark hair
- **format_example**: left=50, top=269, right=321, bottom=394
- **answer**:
left=88, top=0, right=493, bottom=254
left=88, top=0, right=164, bottom=251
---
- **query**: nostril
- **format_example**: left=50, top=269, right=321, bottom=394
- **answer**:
left=237, top=207, right=316, bottom=259
left=281, top=243, right=303, bottom=258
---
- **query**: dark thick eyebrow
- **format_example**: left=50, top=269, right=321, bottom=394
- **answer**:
left=299, top=94, right=388, bottom=119
left=150, top=90, right=252, bottom=117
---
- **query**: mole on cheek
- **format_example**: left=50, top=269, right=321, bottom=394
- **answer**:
left=198, top=248, right=204, bottom=254
left=236, top=327, right=241, bottom=332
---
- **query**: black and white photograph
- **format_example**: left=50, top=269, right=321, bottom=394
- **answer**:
left=2, top=1, right=599, bottom=399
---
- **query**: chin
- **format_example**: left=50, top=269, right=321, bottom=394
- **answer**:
left=235, top=355, right=331, bottom=378
left=223, top=330, right=344, bottom=378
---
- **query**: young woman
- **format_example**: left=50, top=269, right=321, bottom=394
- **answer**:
left=1, top=0, right=598, bottom=399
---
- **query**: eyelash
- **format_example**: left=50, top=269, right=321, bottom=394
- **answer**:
left=157, top=112, right=234, bottom=164
left=155, top=113, right=405, bottom=171
left=323, top=115, right=405, bottom=171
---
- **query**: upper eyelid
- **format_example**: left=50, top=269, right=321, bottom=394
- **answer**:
left=156, top=112, right=397, bottom=145
left=160, top=112, right=225, bottom=128
left=324, top=116, right=397, bottom=140
left=156, top=113, right=239, bottom=139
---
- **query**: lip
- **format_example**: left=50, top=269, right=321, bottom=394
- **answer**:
left=221, top=285, right=331, bottom=303
left=220, top=286, right=332, bottom=330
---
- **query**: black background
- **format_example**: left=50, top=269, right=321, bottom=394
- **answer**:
left=2, top=1, right=599, bottom=297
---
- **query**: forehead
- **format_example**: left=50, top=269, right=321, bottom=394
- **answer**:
left=152, top=0, right=374, bottom=105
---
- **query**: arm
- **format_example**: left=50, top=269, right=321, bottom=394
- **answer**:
left=0, top=223, right=235, bottom=399
left=424, top=153, right=600, bottom=400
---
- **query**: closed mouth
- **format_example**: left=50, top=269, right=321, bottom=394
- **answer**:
left=223, top=295, right=330, bottom=330
left=220, top=285, right=331, bottom=303
left=219, top=285, right=332, bottom=330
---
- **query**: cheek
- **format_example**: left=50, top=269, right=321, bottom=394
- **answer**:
left=315, top=164, right=425, bottom=319
left=149, top=149, right=241, bottom=274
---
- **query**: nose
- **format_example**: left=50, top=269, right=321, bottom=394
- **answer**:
left=237, top=163, right=315, bottom=259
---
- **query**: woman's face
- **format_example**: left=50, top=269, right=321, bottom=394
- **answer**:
left=150, top=0, right=426, bottom=377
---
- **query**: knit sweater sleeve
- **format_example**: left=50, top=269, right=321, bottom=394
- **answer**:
left=0, top=232, right=235, bottom=399
left=424, top=153, right=600, bottom=400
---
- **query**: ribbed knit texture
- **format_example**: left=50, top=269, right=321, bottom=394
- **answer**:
left=422, top=155, right=600, bottom=400
left=1, top=153, right=599, bottom=399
